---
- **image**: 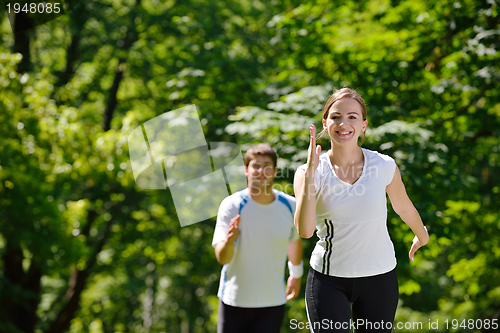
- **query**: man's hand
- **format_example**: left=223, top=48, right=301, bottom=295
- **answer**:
left=226, top=215, right=240, bottom=243
left=286, top=276, right=301, bottom=300
left=215, top=215, right=241, bottom=265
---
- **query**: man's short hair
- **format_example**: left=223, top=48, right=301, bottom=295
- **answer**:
left=244, top=144, right=278, bottom=168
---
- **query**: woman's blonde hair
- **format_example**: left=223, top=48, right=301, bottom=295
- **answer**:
left=316, top=87, right=367, bottom=145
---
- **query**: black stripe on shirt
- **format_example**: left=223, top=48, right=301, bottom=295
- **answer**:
left=322, top=219, right=328, bottom=274
left=323, top=219, right=334, bottom=275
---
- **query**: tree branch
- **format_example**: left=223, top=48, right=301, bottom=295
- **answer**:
left=103, top=58, right=126, bottom=131
left=43, top=217, right=115, bottom=333
left=102, top=0, right=142, bottom=131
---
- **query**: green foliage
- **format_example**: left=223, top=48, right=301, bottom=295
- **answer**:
left=1, top=0, right=499, bottom=332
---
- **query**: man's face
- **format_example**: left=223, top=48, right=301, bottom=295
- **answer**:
left=244, top=155, right=277, bottom=190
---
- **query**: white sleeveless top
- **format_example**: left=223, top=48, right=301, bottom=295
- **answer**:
left=298, top=148, right=397, bottom=277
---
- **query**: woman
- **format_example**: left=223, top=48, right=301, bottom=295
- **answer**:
left=294, top=87, right=429, bottom=332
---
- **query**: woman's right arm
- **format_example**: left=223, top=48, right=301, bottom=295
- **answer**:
left=294, top=125, right=321, bottom=239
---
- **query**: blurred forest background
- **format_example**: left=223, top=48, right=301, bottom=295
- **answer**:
left=0, top=0, right=499, bottom=332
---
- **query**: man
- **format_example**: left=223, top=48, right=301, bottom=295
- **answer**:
left=212, top=143, right=303, bottom=333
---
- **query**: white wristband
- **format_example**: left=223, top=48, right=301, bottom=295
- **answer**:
left=288, top=260, right=303, bottom=279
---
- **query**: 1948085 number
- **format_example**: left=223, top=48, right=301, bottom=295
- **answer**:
left=6, top=2, right=61, bottom=14
left=445, top=319, right=498, bottom=330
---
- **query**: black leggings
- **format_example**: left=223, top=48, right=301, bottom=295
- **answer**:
left=306, top=267, right=399, bottom=332
left=217, top=299, right=285, bottom=333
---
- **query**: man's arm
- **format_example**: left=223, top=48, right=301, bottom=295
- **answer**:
left=214, top=215, right=240, bottom=265
left=286, top=238, right=303, bottom=300
left=287, top=238, right=302, bottom=265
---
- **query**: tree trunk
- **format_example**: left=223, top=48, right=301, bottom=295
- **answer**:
left=12, top=12, right=32, bottom=73
left=0, top=242, right=41, bottom=333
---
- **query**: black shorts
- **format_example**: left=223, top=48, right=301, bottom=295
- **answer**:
left=217, top=299, right=285, bottom=333
left=306, top=266, right=399, bottom=332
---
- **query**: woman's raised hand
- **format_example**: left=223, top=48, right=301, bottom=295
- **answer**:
left=307, top=125, right=322, bottom=172
left=294, top=124, right=321, bottom=239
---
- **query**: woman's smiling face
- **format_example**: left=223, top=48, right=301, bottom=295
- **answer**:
left=323, top=98, right=368, bottom=146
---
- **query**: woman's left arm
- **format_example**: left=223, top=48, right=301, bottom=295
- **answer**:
left=386, top=165, right=429, bottom=261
